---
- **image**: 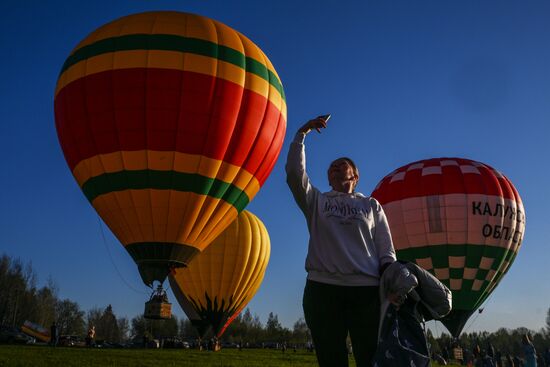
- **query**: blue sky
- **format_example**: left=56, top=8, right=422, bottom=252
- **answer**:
left=1, top=0, right=549, bottom=335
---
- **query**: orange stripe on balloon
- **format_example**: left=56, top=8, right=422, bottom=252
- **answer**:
left=93, top=190, right=238, bottom=249
left=72, top=12, right=251, bottom=61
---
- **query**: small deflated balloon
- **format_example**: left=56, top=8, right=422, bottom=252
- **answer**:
left=372, top=158, right=525, bottom=337
left=54, top=11, right=286, bottom=286
left=169, top=210, right=270, bottom=338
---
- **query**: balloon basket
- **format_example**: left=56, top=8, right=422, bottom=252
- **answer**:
left=144, top=285, right=172, bottom=320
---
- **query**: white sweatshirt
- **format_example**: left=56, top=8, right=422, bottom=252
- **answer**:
left=286, top=132, right=396, bottom=286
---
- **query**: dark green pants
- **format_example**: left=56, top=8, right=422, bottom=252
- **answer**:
left=303, top=280, right=380, bottom=367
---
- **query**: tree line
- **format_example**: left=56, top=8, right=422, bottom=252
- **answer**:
left=0, top=253, right=309, bottom=345
left=3, top=252, right=550, bottom=354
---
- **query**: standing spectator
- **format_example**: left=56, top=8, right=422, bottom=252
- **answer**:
left=506, top=354, right=515, bottom=367
left=473, top=344, right=483, bottom=367
left=86, top=325, right=95, bottom=347
left=49, top=321, right=58, bottom=347
left=487, top=343, right=496, bottom=365
left=537, top=353, right=545, bottom=367
left=443, top=347, right=450, bottom=363
left=286, top=116, right=396, bottom=367
left=495, top=350, right=503, bottom=367
left=522, top=334, right=537, bottom=367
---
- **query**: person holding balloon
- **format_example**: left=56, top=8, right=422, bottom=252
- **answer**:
left=286, top=116, right=396, bottom=367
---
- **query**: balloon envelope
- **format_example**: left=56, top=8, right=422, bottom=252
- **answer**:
left=54, top=11, right=286, bottom=286
left=372, top=158, right=525, bottom=337
left=169, top=210, right=270, bottom=337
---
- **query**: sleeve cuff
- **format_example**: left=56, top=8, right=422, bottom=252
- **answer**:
left=379, top=260, right=395, bottom=276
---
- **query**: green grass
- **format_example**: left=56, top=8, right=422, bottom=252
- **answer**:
left=0, top=345, right=333, bottom=367
left=0, top=345, right=461, bottom=366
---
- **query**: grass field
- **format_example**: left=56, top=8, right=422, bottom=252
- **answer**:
left=0, top=345, right=459, bottom=366
left=0, top=345, right=332, bottom=367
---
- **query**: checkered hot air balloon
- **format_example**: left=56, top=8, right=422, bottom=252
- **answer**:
left=169, top=210, right=270, bottom=338
left=371, top=158, right=525, bottom=337
left=54, top=11, right=286, bottom=287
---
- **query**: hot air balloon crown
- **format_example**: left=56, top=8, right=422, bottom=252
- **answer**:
left=54, top=11, right=286, bottom=287
left=372, top=157, right=525, bottom=337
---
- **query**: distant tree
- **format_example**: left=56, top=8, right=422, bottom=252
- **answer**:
left=532, top=330, right=546, bottom=356
left=491, top=327, right=512, bottom=356
left=130, top=315, right=179, bottom=341
left=291, top=317, right=310, bottom=345
left=131, top=315, right=147, bottom=340
left=222, top=308, right=265, bottom=344
left=179, top=318, right=198, bottom=339
left=265, top=312, right=290, bottom=342
left=0, top=254, right=58, bottom=328
left=223, top=313, right=244, bottom=342
left=32, top=283, right=57, bottom=327
left=546, top=307, right=550, bottom=335
left=117, top=317, right=130, bottom=343
left=95, top=305, right=120, bottom=342
left=159, top=315, right=179, bottom=338
left=434, top=332, right=453, bottom=361
left=86, top=307, right=102, bottom=330
left=0, top=255, right=30, bottom=326
left=266, top=312, right=282, bottom=335
left=55, top=299, right=85, bottom=336
left=426, top=329, right=441, bottom=354
left=243, top=308, right=264, bottom=342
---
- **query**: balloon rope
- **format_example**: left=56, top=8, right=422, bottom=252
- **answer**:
left=97, top=216, right=148, bottom=295
left=463, top=311, right=482, bottom=334
left=463, top=293, right=495, bottom=334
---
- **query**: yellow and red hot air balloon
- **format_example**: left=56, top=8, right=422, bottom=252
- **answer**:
left=169, top=210, right=270, bottom=338
left=54, top=11, right=286, bottom=287
left=372, top=158, right=525, bottom=337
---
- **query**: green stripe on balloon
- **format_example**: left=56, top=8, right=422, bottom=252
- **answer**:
left=396, top=244, right=515, bottom=264
left=454, top=289, right=482, bottom=308
left=473, top=252, right=518, bottom=309
left=81, top=170, right=250, bottom=212
left=59, top=34, right=285, bottom=100
left=397, top=244, right=515, bottom=310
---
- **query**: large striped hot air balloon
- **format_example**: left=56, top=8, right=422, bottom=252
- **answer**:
left=371, top=158, right=525, bottom=337
left=54, top=11, right=286, bottom=287
left=169, top=210, right=270, bottom=338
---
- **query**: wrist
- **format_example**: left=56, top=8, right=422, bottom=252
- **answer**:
left=294, top=131, right=306, bottom=143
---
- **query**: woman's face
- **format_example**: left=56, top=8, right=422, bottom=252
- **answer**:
left=328, top=159, right=358, bottom=193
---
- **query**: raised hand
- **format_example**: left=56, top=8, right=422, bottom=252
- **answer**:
left=298, top=115, right=330, bottom=134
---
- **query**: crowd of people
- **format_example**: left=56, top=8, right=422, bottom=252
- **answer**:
left=434, top=334, right=549, bottom=367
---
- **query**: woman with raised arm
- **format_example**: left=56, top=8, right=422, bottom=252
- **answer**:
left=285, top=116, right=396, bottom=367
